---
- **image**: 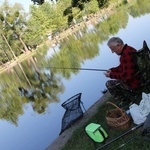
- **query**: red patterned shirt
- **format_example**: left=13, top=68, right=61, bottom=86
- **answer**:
left=109, top=44, right=141, bottom=89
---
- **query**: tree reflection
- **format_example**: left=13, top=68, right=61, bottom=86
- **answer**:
left=17, top=62, right=64, bottom=114
left=0, top=59, right=64, bottom=125
left=0, top=84, right=23, bottom=126
left=128, top=0, right=150, bottom=17
left=96, top=10, right=128, bottom=37
left=47, top=29, right=99, bottom=79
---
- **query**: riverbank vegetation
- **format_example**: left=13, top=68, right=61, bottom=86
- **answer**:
left=61, top=97, right=150, bottom=150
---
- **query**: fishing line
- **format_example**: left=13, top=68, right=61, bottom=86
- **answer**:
left=49, top=66, right=107, bottom=72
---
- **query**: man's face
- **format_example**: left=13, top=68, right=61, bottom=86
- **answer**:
left=109, top=43, right=122, bottom=55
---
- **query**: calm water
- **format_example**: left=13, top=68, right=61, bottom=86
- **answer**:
left=0, top=2, right=150, bottom=150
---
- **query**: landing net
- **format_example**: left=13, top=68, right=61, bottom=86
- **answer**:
left=60, top=93, right=84, bottom=134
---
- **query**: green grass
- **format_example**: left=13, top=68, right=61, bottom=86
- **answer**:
left=61, top=97, right=150, bottom=150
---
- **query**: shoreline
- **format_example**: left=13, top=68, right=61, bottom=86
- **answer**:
left=45, top=91, right=111, bottom=150
left=0, top=50, right=37, bottom=74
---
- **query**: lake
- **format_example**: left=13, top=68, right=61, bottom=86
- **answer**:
left=0, top=1, right=150, bottom=150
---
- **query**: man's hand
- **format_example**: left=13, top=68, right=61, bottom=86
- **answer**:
left=104, top=70, right=111, bottom=77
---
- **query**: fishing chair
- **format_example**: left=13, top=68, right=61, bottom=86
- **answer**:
left=121, top=40, right=150, bottom=106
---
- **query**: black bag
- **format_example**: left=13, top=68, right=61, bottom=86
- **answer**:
left=134, top=41, right=150, bottom=86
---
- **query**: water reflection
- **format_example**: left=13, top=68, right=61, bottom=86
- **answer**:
left=0, top=1, right=150, bottom=150
left=0, top=54, right=65, bottom=124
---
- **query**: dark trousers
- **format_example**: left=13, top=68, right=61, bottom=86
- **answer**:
left=106, top=80, right=131, bottom=102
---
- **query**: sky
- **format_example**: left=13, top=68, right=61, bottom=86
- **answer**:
left=0, top=0, right=33, bottom=12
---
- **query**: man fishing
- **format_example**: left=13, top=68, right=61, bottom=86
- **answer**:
left=104, top=37, right=141, bottom=106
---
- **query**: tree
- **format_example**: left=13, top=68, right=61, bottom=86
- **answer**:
left=0, top=0, right=29, bottom=56
left=27, top=1, right=67, bottom=43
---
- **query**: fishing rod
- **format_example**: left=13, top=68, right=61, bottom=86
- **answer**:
left=114, top=133, right=140, bottom=150
left=96, top=123, right=144, bottom=150
left=49, top=67, right=107, bottom=72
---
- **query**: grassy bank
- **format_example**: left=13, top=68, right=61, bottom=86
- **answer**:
left=61, top=96, right=150, bottom=150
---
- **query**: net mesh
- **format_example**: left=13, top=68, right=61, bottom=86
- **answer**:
left=60, top=93, right=84, bottom=134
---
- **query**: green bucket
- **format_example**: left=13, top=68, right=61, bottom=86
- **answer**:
left=85, top=123, right=108, bottom=143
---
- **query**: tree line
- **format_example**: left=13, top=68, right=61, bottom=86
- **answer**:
left=0, top=0, right=109, bottom=64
